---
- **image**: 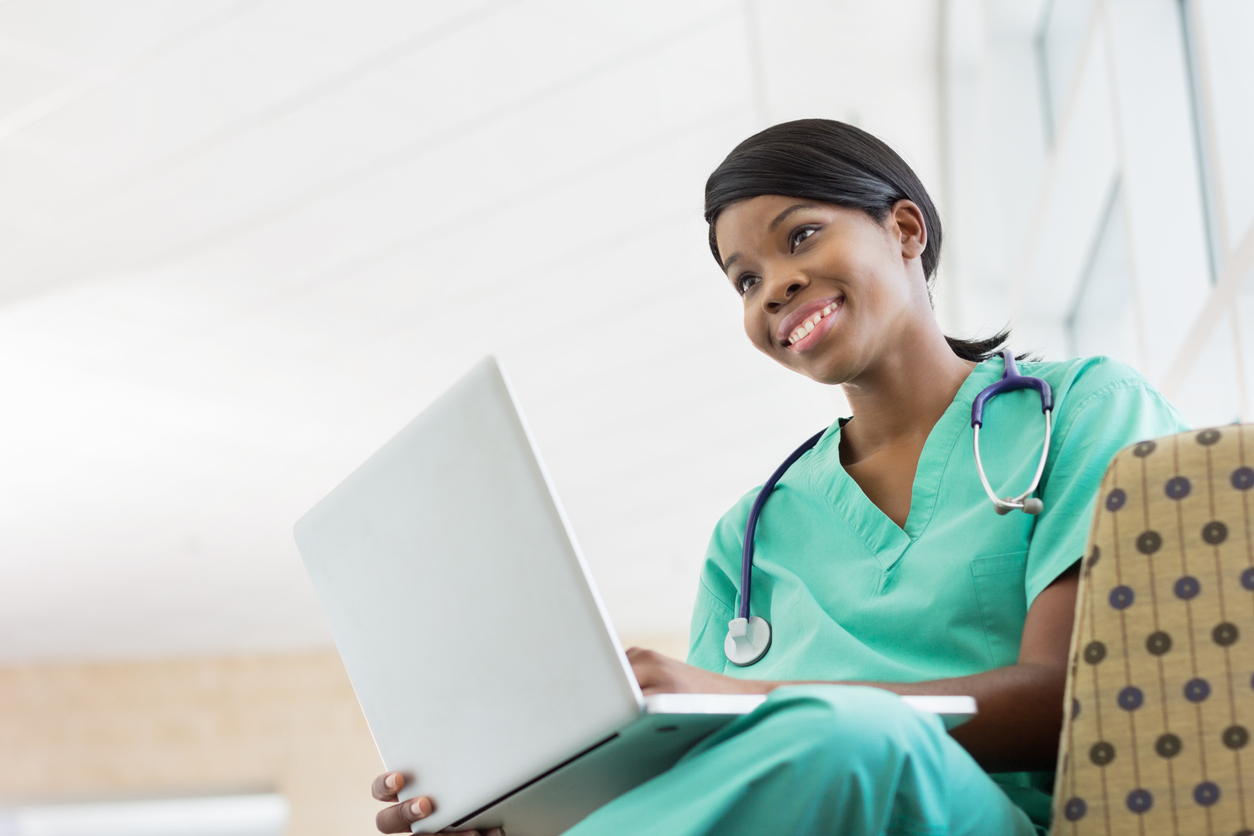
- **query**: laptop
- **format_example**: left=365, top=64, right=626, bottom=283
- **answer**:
left=293, top=357, right=976, bottom=835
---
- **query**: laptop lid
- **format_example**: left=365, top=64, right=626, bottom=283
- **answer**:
left=294, top=357, right=642, bottom=833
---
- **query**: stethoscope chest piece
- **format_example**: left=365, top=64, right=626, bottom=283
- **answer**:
left=725, top=616, right=772, bottom=666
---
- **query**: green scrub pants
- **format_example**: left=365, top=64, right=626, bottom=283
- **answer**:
left=564, top=685, right=1040, bottom=836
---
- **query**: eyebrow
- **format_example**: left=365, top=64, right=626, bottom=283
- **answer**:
left=721, top=202, right=822, bottom=274
left=768, top=201, right=822, bottom=231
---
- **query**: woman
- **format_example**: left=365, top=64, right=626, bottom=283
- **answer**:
left=370, top=120, right=1187, bottom=835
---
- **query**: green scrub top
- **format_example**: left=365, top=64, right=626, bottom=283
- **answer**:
left=686, top=355, right=1189, bottom=828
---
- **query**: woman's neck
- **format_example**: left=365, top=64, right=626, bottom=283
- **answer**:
left=838, top=324, right=976, bottom=465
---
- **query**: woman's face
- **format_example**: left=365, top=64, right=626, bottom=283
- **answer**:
left=713, top=194, right=928, bottom=386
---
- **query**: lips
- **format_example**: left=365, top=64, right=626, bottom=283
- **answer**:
left=777, top=296, right=843, bottom=351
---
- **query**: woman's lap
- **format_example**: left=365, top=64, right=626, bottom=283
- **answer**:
left=563, top=685, right=1038, bottom=836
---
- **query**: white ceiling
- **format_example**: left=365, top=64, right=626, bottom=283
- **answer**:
left=0, top=0, right=941, bottom=663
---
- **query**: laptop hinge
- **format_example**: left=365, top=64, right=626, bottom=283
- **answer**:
left=449, top=732, right=621, bottom=828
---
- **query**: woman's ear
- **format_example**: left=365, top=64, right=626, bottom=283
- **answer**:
left=891, top=200, right=927, bottom=260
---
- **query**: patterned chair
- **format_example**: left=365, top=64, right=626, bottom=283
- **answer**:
left=1054, top=426, right=1254, bottom=835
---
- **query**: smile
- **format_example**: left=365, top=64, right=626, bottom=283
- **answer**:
left=784, top=300, right=841, bottom=350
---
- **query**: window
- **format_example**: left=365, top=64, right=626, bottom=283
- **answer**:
left=1190, top=0, right=1254, bottom=255
left=1037, top=0, right=1098, bottom=142
left=1067, top=182, right=1140, bottom=368
left=946, top=0, right=1245, bottom=424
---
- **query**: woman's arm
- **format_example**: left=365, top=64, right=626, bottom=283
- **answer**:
left=628, top=565, right=1080, bottom=773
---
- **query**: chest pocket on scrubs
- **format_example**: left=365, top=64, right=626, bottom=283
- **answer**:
left=971, top=551, right=1029, bottom=667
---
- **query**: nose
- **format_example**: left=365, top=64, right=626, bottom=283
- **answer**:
left=760, top=269, right=809, bottom=313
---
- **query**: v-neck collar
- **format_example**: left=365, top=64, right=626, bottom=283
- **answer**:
left=803, top=359, right=999, bottom=572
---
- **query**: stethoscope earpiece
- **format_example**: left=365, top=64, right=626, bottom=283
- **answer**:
left=973, top=350, right=1053, bottom=520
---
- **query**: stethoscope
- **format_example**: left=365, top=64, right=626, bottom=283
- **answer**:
left=724, top=350, right=1055, bottom=666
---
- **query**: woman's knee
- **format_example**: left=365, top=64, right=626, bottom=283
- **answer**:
left=764, top=685, right=946, bottom=763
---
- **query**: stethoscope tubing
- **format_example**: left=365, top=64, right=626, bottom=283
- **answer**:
left=738, top=429, right=826, bottom=620
left=973, top=410, right=1051, bottom=513
left=728, top=349, right=1055, bottom=665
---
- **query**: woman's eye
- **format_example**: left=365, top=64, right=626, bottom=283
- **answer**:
left=789, top=226, right=816, bottom=251
left=736, top=274, right=761, bottom=295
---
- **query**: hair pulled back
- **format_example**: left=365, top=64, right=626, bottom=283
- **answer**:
left=704, top=119, right=1008, bottom=363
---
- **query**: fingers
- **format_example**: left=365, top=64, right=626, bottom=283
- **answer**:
left=375, top=796, right=432, bottom=834
left=370, top=773, right=504, bottom=835
left=371, top=771, right=405, bottom=802
left=626, top=647, right=663, bottom=690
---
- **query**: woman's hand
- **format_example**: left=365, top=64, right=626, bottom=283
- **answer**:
left=368, top=654, right=764, bottom=835
left=626, top=647, right=772, bottom=695
left=371, top=772, right=504, bottom=836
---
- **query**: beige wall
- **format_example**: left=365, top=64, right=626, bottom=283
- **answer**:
left=0, top=635, right=688, bottom=835
left=0, top=652, right=383, bottom=836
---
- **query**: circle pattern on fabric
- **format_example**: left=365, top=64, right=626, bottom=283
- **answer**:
left=1118, top=686, right=1145, bottom=711
left=1126, top=789, right=1153, bottom=814
left=1146, top=631, right=1173, bottom=655
left=1063, top=428, right=1254, bottom=832
left=1198, top=428, right=1222, bottom=445
left=1175, top=576, right=1201, bottom=600
left=1185, top=678, right=1211, bottom=702
left=1214, top=622, right=1239, bottom=646
left=1203, top=520, right=1229, bottom=544
left=1166, top=476, right=1192, bottom=500
left=1110, top=585, right=1135, bottom=609
left=1089, top=741, right=1115, bottom=765
left=1136, top=531, right=1162, bottom=554
left=1233, top=466, right=1254, bottom=490
left=1194, top=781, right=1221, bottom=806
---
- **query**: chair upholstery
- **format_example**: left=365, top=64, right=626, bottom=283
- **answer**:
left=1054, top=425, right=1254, bottom=835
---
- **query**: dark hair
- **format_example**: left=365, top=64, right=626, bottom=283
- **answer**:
left=704, top=118, right=1009, bottom=363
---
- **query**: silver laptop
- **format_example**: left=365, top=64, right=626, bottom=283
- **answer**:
left=294, top=357, right=975, bottom=836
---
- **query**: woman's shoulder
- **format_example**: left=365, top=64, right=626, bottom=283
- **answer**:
left=1018, top=354, right=1189, bottom=441
left=1018, top=354, right=1149, bottom=392
left=1018, top=355, right=1176, bottom=416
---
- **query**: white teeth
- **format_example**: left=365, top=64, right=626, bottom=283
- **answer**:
left=786, top=302, right=839, bottom=346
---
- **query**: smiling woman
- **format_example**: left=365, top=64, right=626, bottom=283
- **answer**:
left=707, top=119, right=1006, bottom=365
left=369, top=119, right=1189, bottom=836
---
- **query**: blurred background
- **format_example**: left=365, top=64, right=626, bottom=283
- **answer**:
left=0, top=0, right=1250, bottom=833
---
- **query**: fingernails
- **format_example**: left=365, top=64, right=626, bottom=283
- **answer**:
left=409, top=800, right=426, bottom=819
left=385, top=773, right=398, bottom=791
